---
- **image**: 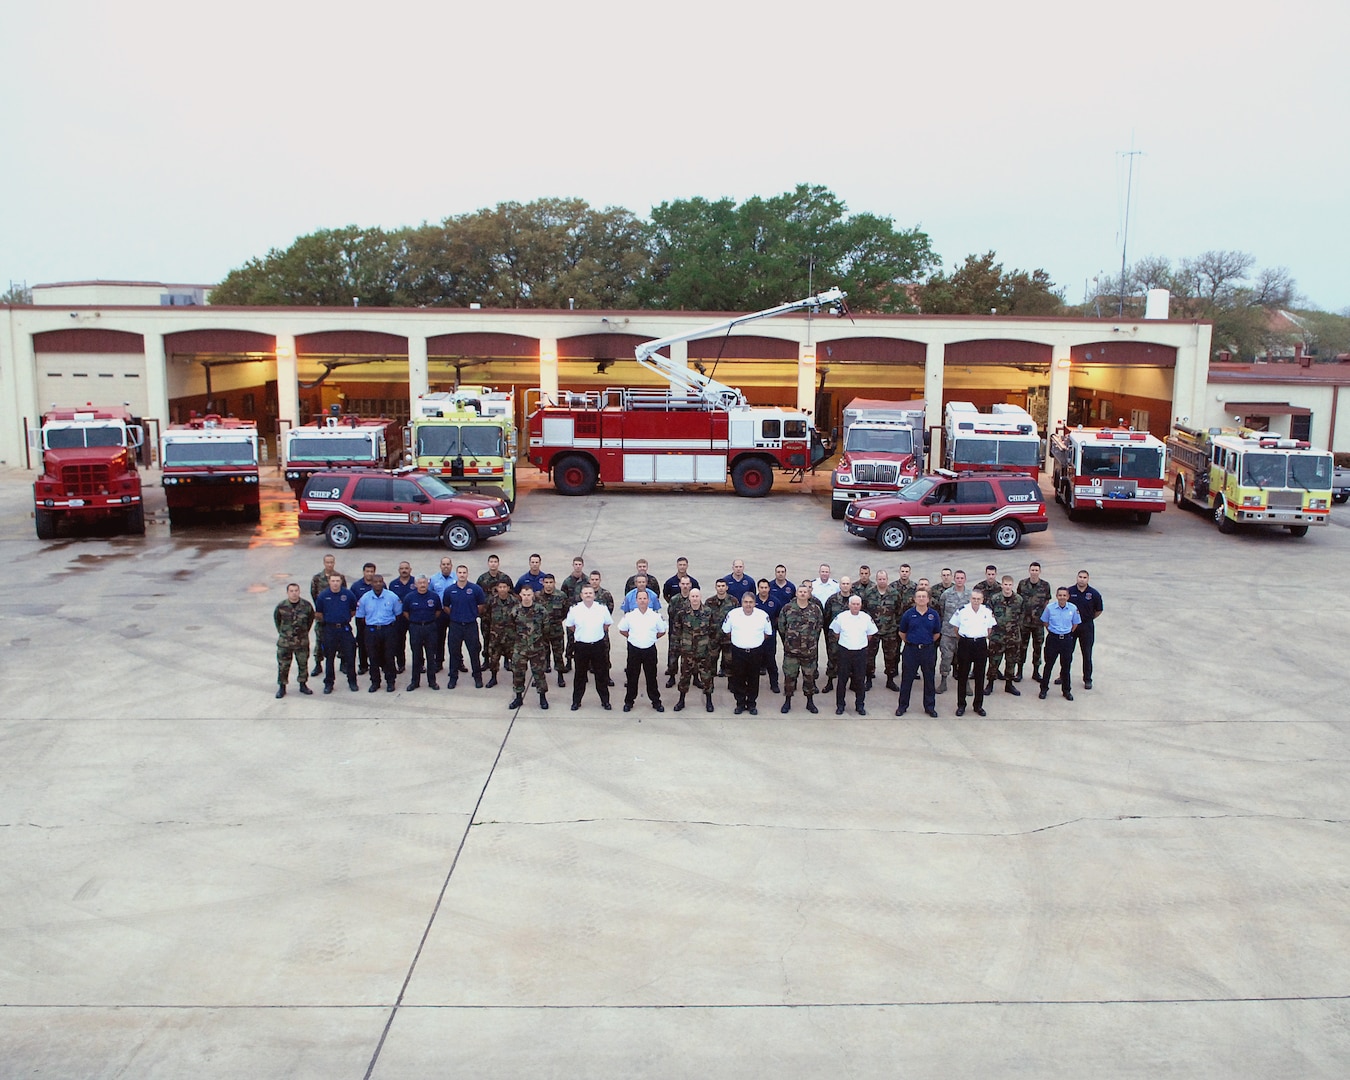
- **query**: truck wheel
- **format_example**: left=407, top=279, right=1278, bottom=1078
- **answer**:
left=1136, top=512, right=1152, bottom=526
left=1288, top=525, right=1309, bottom=537
left=554, top=455, right=597, bottom=496
left=127, top=505, right=146, bottom=536
left=1213, top=498, right=1235, bottom=534
left=831, top=501, right=846, bottom=520
left=1174, top=481, right=1188, bottom=508
left=731, top=458, right=774, bottom=498
left=878, top=521, right=910, bottom=551
left=326, top=519, right=356, bottom=548
left=992, top=521, right=1023, bottom=550
left=1333, top=493, right=1349, bottom=504
left=244, top=503, right=262, bottom=523
left=442, top=519, right=476, bottom=551
left=35, top=508, right=57, bottom=540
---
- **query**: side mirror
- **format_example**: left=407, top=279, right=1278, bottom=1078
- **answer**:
left=413, top=493, right=430, bottom=504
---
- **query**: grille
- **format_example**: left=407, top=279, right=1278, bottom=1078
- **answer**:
left=854, top=463, right=899, bottom=485
left=62, top=463, right=111, bottom=496
left=1101, top=479, right=1137, bottom=497
left=1265, top=490, right=1303, bottom=509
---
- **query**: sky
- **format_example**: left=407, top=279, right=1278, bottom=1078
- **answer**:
left=2, top=0, right=1346, bottom=310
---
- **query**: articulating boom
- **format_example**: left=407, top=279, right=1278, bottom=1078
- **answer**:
left=632, top=288, right=848, bottom=409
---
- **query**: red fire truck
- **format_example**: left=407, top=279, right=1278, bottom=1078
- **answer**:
left=943, top=402, right=1043, bottom=480
left=1050, top=423, right=1167, bottom=524
left=33, top=405, right=145, bottom=539
left=527, top=290, right=844, bottom=497
left=282, top=408, right=404, bottom=496
left=160, top=415, right=261, bottom=524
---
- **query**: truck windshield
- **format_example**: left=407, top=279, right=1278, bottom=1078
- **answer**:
left=1289, top=454, right=1333, bottom=490
left=1120, top=446, right=1163, bottom=479
left=416, top=425, right=504, bottom=458
left=45, top=426, right=124, bottom=449
left=1241, top=452, right=1287, bottom=488
left=1079, top=445, right=1121, bottom=475
left=952, top=438, right=999, bottom=465
left=846, top=427, right=913, bottom=454
left=164, top=440, right=256, bottom=466
left=288, top=436, right=373, bottom=462
left=997, top=440, right=1043, bottom=467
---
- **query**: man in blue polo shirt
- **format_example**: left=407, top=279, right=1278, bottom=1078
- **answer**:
left=356, top=575, right=403, bottom=693
left=1039, top=587, right=1083, bottom=702
left=721, top=559, right=755, bottom=602
left=1067, top=569, right=1104, bottom=690
left=442, top=564, right=487, bottom=689
left=428, top=556, right=457, bottom=676
left=403, top=576, right=443, bottom=691
left=896, top=585, right=943, bottom=717
left=350, top=562, right=377, bottom=676
left=388, top=560, right=416, bottom=676
left=315, top=573, right=359, bottom=694
left=515, top=552, right=547, bottom=595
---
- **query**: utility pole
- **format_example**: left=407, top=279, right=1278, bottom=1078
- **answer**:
left=1118, top=141, right=1142, bottom=317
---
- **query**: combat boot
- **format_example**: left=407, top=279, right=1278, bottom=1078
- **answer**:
left=673, top=692, right=686, bottom=712
left=1013, top=663, right=1024, bottom=683
left=1032, top=665, right=1042, bottom=683
left=780, top=694, right=792, bottom=714
left=311, top=661, right=323, bottom=677
left=557, top=671, right=566, bottom=688
left=428, top=677, right=439, bottom=690
left=665, top=675, right=676, bottom=688
left=275, top=684, right=286, bottom=699
left=705, top=693, right=715, bottom=713
left=823, top=678, right=834, bottom=694
left=1005, top=679, right=1021, bottom=696
left=486, top=673, right=498, bottom=688
left=298, top=683, right=313, bottom=695
left=508, top=695, right=523, bottom=709
left=539, top=692, right=549, bottom=710
left=885, top=676, right=898, bottom=691
left=938, top=675, right=949, bottom=695
left=769, top=677, right=780, bottom=694
left=984, top=677, right=995, bottom=696
left=805, top=695, right=819, bottom=714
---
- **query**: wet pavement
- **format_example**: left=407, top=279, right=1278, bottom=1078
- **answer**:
left=1, top=463, right=1347, bottom=1078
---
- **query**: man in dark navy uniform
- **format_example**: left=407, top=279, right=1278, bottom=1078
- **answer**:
left=315, top=573, right=359, bottom=693
left=896, top=587, right=943, bottom=717
left=442, top=564, right=487, bottom=689
left=403, top=576, right=443, bottom=691
left=1066, top=570, right=1104, bottom=690
left=387, top=560, right=416, bottom=675
left=350, top=562, right=377, bottom=676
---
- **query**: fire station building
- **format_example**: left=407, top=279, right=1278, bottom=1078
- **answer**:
left=3, top=280, right=1347, bottom=469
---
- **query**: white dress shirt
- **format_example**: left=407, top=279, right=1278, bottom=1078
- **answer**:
left=617, top=607, right=667, bottom=649
left=564, top=601, right=613, bottom=643
left=950, top=604, right=996, bottom=638
left=828, top=610, right=877, bottom=650
left=722, top=606, right=772, bottom=649
left=813, top=577, right=841, bottom=605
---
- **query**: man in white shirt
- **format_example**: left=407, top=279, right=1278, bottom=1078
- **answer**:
left=829, top=594, right=878, bottom=716
left=563, top=585, right=614, bottom=711
left=722, top=591, right=773, bottom=715
left=813, top=563, right=840, bottom=607
left=617, top=590, right=668, bottom=714
left=950, top=588, right=996, bottom=717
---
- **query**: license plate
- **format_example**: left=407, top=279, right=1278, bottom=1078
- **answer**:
left=69, top=499, right=85, bottom=507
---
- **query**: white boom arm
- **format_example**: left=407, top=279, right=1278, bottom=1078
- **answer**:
left=633, top=288, right=847, bottom=408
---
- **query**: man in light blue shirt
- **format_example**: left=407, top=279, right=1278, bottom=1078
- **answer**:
left=356, top=575, right=404, bottom=693
left=620, top=574, right=664, bottom=613
left=1039, top=587, right=1082, bottom=702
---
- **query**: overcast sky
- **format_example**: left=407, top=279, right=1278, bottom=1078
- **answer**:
left=3, top=0, right=1345, bottom=310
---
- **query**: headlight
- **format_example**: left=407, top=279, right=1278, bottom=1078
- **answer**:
left=476, top=507, right=497, bottom=519
left=856, top=508, right=877, bottom=521
left=836, top=472, right=853, bottom=485
left=1309, top=498, right=1328, bottom=509
left=1241, top=495, right=1263, bottom=507
left=164, top=477, right=177, bottom=485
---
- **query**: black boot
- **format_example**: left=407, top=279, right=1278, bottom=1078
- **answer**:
left=885, top=676, right=898, bottom=691
left=275, top=684, right=285, bottom=699
left=1005, top=680, right=1021, bottom=696
left=665, top=675, right=676, bottom=688
left=310, top=662, right=322, bottom=677
left=984, top=678, right=995, bottom=696
left=805, top=695, right=819, bottom=714
left=673, top=692, right=686, bottom=712
left=557, top=671, right=566, bottom=688
left=823, top=678, right=834, bottom=693
left=508, top=695, right=523, bottom=709
left=780, top=695, right=792, bottom=714
left=539, top=692, right=549, bottom=710
left=486, top=673, right=498, bottom=688
left=1013, top=663, right=1023, bottom=683
left=298, top=683, right=313, bottom=695
left=705, top=693, right=714, bottom=713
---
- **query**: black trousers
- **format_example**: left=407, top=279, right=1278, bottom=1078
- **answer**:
left=898, top=642, right=937, bottom=712
left=366, top=623, right=398, bottom=688
left=355, top=617, right=370, bottom=672
left=1042, top=631, right=1075, bottom=695
left=624, top=643, right=661, bottom=706
left=730, top=643, right=761, bottom=708
left=322, top=625, right=356, bottom=688
left=954, top=637, right=988, bottom=710
left=835, top=646, right=867, bottom=710
left=572, top=639, right=610, bottom=706
left=758, top=635, right=779, bottom=682
left=446, top=621, right=483, bottom=685
left=408, top=622, right=438, bottom=683
left=1076, top=621, right=1096, bottom=681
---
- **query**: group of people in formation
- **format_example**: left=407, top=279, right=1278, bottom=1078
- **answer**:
left=272, top=552, right=1105, bottom=718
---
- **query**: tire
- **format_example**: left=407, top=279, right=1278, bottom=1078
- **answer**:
left=244, top=502, right=262, bottom=523
left=35, top=508, right=57, bottom=540
left=831, top=500, right=846, bottom=520
left=1065, top=498, right=1080, bottom=522
left=326, top=518, right=357, bottom=548
left=992, top=520, right=1023, bottom=550
left=731, top=458, right=774, bottom=498
left=1136, top=512, right=1152, bottom=526
left=126, top=504, right=145, bottom=536
left=1174, top=481, right=1187, bottom=508
left=553, top=455, right=598, bottom=496
left=1334, top=492, right=1349, bottom=504
left=1213, top=498, right=1235, bottom=534
left=442, top=519, right=477, bottom=551
left=1053, top=483, right=1063, bottom=505
left=877, top=521, right=910, bottom=551
left=1288, top=525, right=1309, bottom=537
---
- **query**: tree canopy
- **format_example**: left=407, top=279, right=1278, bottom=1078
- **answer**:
left=915, top=251, right=1065, bottom=316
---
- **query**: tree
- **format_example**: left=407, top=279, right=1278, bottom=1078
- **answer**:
left=2, top=282, right=32, bottom=304
left=917, top=252, right=1065, bottom=315
left=212, top=226, right=400, bottom=306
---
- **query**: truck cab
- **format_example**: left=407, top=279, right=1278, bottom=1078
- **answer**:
left=33, top=406, right=145, bottom=539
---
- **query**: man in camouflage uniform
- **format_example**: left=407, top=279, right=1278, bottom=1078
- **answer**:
left=822, top=576, right=855, bottom=693
left=779, top=580, right=823, bottom=714
left=930, top=567, right=954, bottom=619
left=538, top=574, right=569, bottom=686
left=560, top=555, right=589, bottom=673
left=308, top=554, right=344, bottom=677
left=664, top=575, right=693, bottom=688
left=274, top=582, right=316, bottom=698
left=476, top=554, right=512, bottom=668
left=1015, top=561, right=1053, bottom=682
left=673, top=586, right=719, bottom=712
left=855, top=566, right=882, bottom=689
left=938, top=569, right=971, bottom=695
left=703, top=578, right=736, bottom=681
left=984, top=576, right=1025, bottom=696
left=507, top=584, right=551, bottom=710
left=484, top=579, right=518, bottom=687
left=869, top=570, right=901, bottom=692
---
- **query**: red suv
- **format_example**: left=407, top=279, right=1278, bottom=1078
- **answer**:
left=299, top=469, right=511, bottom=550
left=844, top=472, right=1047, bottom=551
